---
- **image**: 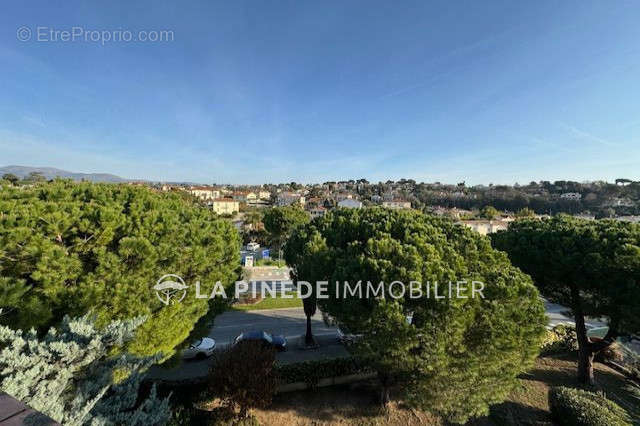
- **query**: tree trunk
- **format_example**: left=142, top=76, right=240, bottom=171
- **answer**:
left=380, top=387, right=390, bottom=406
left=571, top=286, right=595, bottom=385
left=305, top=314, right=314, bottom=345
left=378, top=372, right=392, bottom=406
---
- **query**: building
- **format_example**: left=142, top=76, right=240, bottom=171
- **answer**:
left=232, top=191, right=257, bottom=204
left=458, top=220, right=509, bottom=235
left=560, top=192, right=582, bottom=200
left=211, top=198, right=239, bottom=215
left=258, top=190, right=271, bottom=200
left=337, top=198, right=363, bottom=209
left=276, top=192, right=306, bottom=206
left=382, top=200, right=411, bottom=209
left=308, top=206, right=327, bottom=219
left=190, top=186, right=220, bottom=200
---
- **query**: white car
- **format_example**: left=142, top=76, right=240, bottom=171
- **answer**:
left=183, top=337, right=216, bottom=360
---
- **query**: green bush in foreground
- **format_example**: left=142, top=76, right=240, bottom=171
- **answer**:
left=0, top=180, right=240, bottom=359
left=0, top=315, right=169, bottom=425
left=549, top=386, right=631, bottom=426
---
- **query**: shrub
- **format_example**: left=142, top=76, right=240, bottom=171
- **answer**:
left=207, top=341, right=277, bottom=419
left=549, top=386, right=632, bottom=426
left=275, top=356, right=373, bottom=388
left=541, top=324, right=579, bottom=355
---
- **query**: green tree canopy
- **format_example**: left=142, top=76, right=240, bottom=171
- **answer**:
left=285, top=208, right=546, bottom=423
left=492, top=215, right=640, bottom=384
left=262, top=205, right=309, bottom=257
left=1, top=173, right=19, bottom=185
left=515, top=207, right=535, bottom=218
left=0, top=180, right=240, bottom=358
left=480, top=205, right=500, bottom=219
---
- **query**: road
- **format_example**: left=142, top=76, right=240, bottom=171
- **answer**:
left=148, top=299, right=636, bottom=382
left=147, top=307, right=349, bottom=381
left=205, top=307, right=338, bottom=346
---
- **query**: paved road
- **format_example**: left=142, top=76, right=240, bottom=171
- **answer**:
left=206, top=307, right=338, bottom=346
left=148, top=299, right=636, bottom=382
left=147, top=307, right=348, bottom=381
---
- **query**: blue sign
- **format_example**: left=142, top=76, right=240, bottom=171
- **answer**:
left=261, top=249, right=270, bottom=259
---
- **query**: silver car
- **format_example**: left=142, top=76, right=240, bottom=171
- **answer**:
left=182, top=337, right=216, bottom=360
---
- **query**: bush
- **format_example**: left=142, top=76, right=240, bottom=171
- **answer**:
left=168, top=407, right=259, bottom=426
left=207, top=341, right=277, bottom=418
left=549, top=386, right=632, bottom=426
left=541, top=324, right=579, bottom=355
left=275, top=356, right=373, bottom=388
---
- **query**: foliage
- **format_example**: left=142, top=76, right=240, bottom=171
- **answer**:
left=207, top=341, right=277, bottom=419
left=549, top=386, right=632, bottom=426
left=492, top=215, right=640, bottom=383
left=481, top=205, right=500, bottom=219
left=0, top=180, right=241, bottom=359
left=540, top=324, right=578, bottom=355
left=1, top=173, right=19, bottom=185
left=0, top=315, right=169, bottom=425
left=275, top=356, right=373, bottom=388
left=262, top=205, right=309, bottom=256
left=516, top=207, right=536, bottom=218
left=284, top=208, right=546, bottom=423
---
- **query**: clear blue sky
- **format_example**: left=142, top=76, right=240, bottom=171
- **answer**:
left=1, top=1, right=639, bottom=184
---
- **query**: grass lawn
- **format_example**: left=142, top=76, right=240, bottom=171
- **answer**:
left=231, top=293, right=303, bottom=311
left=251, top=353, right=639, bottom=425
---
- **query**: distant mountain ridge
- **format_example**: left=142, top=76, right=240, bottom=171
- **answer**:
left=0, top=165, right=130, bottom=183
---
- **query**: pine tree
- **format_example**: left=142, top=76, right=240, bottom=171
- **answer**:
left=0, top=180, right=241, bottom=359
left=285, top=208, right=546, bottom=423
left=492, top=215, right=640, bottom=385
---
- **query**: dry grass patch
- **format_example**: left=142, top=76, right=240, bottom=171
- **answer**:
left=251, top=354, right=638, bottom=426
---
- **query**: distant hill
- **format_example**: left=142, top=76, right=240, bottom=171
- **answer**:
left=0, top=165, right=130, bottom=183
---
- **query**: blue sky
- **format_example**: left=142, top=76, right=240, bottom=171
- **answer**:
left=1, top=1, right=639, bottom=184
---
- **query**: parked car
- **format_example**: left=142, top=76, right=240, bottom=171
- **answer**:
left=183, top=337, right=216, bottom=360
left=233, top=330, right=287, bottom=351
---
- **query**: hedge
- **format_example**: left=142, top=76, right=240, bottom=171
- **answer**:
left=275, top=356, right=373, bottom=388
left=549, top=386, right=631, bottom=426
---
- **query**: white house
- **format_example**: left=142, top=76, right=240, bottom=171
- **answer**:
left=276, top=192, right=306, bottom=206
left=382, top=200, right=411, bottom=209
left=190, top=186, right=220, bottom=200
left=458, top=220, right=509, bottom=235
left=308, top=206, right=327, bottom=219
left=560, top=192, right=582, bottom=200
left=211, top=199, right=239, bottom=215
left=337, top=199, right=363, bottom=209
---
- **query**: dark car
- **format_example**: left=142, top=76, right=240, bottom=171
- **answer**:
left=233, top=330, right=287, bottom=351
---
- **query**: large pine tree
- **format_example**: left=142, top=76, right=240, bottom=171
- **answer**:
left=492, top=215, right=640, bottom=385
left=0, top=180, right=241, bottom=359
left=285, top=208, right=546, bottom=423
